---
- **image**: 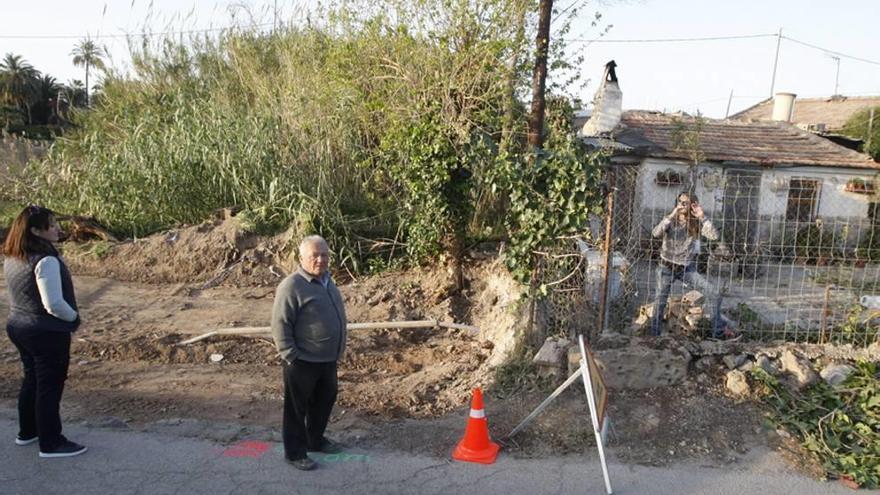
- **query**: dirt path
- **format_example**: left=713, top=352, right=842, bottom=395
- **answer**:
left=0, top=267, right=772, bottom=468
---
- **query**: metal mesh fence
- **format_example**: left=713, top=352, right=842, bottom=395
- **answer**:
left=532, top=164, right=880, bottom=348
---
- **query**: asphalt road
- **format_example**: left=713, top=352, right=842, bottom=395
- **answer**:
left=3, top=407, right=876, bottom=495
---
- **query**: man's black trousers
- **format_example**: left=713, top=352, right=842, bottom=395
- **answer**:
left=282, top=359, right=338, bottom=460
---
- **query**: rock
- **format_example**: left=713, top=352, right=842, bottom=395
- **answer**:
left=579, top=343, right=692, bottom=389
left=667, top=299, right=688, bottom=319
left=682, top=290, right=705, bottom=306
left=698, top=340, right=736, bottom=356
left=725, top=370, right=750, bottom=397
left=594, top=333, right=630, bottom=350
left=684, top=314, right=703, bottom=328
left=737, top=360, right=755, bottom=372
left=533, top=337, right=568, bottom=368
left=779, top=350, right=818, bottom=389
left=694, top=356, right=716, bottom=373
left=722, top=354, right=748, bottom=370
left=819, top=364, right=856, bottom=386
left=639, top=303, right=657, bottom=319
left=210, top=353, right=225, bottom=363
left=755, top=355, right=779, bottom=375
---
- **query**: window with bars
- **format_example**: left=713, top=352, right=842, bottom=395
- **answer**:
left=785, top=178, right=821, bottom=223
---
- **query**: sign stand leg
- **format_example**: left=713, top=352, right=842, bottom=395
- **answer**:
left=579, top=335, right=613, bottom=494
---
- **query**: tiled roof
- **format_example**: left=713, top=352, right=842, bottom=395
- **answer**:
left=730, top=95, right=880, bottom=130
left=612, top=111, right=878, bottom=170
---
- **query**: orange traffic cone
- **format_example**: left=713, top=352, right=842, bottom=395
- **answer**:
left=452, top=388, right=500, bottom=464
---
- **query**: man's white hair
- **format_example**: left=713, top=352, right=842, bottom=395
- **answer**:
left=299, top=235, right=328, bottom=256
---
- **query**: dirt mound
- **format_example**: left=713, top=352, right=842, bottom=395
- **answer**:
left=63, top=213, right=295, bottom=287
left=71, top=325, right=495, bottom=418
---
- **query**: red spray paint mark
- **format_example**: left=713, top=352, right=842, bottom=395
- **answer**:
left=222, top=440, right=272, bottom=458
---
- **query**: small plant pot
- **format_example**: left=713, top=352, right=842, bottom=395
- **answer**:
left=844, top=180, right=875, bottom=194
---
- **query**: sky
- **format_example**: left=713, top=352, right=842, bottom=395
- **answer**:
left=1, top=0, right=878, bottom=119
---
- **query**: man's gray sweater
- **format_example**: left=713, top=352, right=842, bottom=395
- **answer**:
left=271, top=268, right=347, bottom=364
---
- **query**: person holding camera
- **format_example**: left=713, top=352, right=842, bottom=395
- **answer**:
left=650, top=191, right=736, bottom=339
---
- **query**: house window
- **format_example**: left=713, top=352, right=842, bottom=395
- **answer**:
left=786, top=178, right=821, bottom=223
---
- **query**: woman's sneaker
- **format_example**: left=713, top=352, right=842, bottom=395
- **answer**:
left=15, top=435, right=38, bottom=446
left=39, top=440, right=87, bottom=458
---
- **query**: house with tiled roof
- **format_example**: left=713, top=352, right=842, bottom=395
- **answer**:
left=579, top=76, right=879, bottom=254
left=730, top=94, right=880, bottom=133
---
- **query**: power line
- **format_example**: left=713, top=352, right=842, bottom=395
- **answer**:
left=567, top=33, right=777, bottom=43
left=0, top=23, right=275, bottom=40
left=781, top=35, right=880, bottom=66
left=551, top=0, right=581, bottom=26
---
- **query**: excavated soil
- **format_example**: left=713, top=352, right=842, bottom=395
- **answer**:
left=0, top=217, right=773, bottom=467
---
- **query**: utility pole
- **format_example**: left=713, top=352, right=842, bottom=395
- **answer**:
left=769, top=27, right=782, bottom=97
left=725, top=89, right=734, bottom=118
left=831, top=55, right=841, bottom=95
left=868, top=107, right=875, bottom=150
left=527, top=0, right=554, bottom=150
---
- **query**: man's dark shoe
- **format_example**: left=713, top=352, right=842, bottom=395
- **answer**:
left=286, top=457, right=317, bottom=471
left=310, top=438, right=343, bottom=454
left=39, top=440, right=87, bottom=458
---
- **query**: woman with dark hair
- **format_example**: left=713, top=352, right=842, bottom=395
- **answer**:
left=3, top=205, right=87, bottom=458
left=650, top=192, right=736, bottom=339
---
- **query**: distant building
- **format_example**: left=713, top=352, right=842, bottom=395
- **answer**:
left=731, top=94, right=880, bottom=137
left=578, top=72, right=879, bottom=254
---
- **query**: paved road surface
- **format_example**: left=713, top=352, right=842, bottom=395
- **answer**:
left=1, top=408, right=874, bottom=495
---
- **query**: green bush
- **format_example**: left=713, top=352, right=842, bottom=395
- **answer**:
left=13, top=1, right=607, bottom=280
left=753, top=363, right=880, bottom=488
left=3, top=124, right=63, bottom=140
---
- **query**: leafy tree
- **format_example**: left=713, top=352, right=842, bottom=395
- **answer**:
left=0, top=53, right=39, bottom=124
left=31, top=74, right=61, bottom=124
left=70, top=38, right=107, bottom=106
left=64, top=79, right=88, bottom=108
left=841, top=106, right=880, bottom=160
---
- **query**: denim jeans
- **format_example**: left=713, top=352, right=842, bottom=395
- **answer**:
left=650, top=262, right=723, bottom=337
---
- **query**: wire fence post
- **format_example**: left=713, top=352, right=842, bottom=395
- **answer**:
left=598, top=167, right=616, bottom=335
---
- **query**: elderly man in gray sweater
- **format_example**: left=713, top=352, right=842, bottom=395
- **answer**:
left=271, top=235, right=347, bottom=471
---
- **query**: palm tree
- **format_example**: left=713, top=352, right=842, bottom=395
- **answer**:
left=70, top=38, right=107, bottom=107
left=64, top=79, right=88, bottom=108
left=0, top=53, right=40, bottom=124
left=32, top=74, right=61, bottom=124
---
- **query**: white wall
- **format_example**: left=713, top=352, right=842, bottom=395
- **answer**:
left=636, top=158, right=875, bottom=219
left=758, top=166, right=874, bottom=218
